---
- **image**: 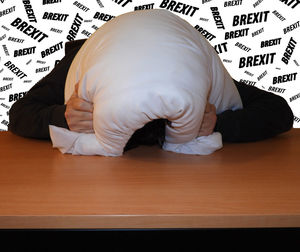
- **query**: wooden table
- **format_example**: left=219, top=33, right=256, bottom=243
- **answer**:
left=0, top=130, right=300, bottom=229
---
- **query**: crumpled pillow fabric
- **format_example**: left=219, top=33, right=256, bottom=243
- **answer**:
left=49, top=9, right=243, bottom=156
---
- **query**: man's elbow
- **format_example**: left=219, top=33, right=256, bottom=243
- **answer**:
left=275, top=95, right=294, bottom=134
left=8, top=103, right=19, bottom=135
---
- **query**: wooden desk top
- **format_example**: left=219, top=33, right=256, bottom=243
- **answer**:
left=0, top=130, right=300, bottom=229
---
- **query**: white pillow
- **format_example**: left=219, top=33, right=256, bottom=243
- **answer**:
left=49, top=9, right=242, bottom=156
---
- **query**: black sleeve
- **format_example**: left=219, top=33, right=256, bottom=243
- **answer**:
left=8, top=47, right=80, bottom=140
left=214, top=80, right=294, bottom=142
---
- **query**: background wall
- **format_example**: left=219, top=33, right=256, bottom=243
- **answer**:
left=0, top=0, right=299, bottom=131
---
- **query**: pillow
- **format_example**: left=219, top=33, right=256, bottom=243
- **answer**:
left=49, top=9, right=243, bottom=156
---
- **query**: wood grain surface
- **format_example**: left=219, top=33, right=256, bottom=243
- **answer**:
left=0, top=130, right=299, bottom=229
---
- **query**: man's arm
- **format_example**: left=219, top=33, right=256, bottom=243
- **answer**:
left=214, top=80, right=294, bottom=142
left=8, top=45, right=82, bottom=139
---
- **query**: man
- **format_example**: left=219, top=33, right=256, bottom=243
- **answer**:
left=8, top=39, right=294, bottom=151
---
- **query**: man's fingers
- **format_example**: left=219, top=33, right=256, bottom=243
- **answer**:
left=70, top=82, right=79, bottom=99
left=204, top=103, right=210, bottom=113
left=65, top=109, right=93, bottom=121
left=66, top=115, right=94, bottom=133
left=79, top=100, right=93, bottom=113
left=72, top=110, right=93, bottom=121
left=205, top=103, right=215, bottom=113
left=75, top=82, right=79, bottom=94
left=198, top=103, right=217, bottom=137
left=68, top=83, right=94, bottom=113
left=72, top=97, right=93, bottom=112
left=211, top=104, right=216, bottom=113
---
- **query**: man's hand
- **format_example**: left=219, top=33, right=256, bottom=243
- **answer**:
left=198, top=102, right=217, bottom=137
left=65, top=83, right=94, bottom=133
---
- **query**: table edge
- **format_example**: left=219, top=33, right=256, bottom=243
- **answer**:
left=1, top=214, right=300, bottom=229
